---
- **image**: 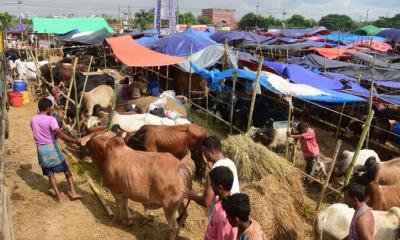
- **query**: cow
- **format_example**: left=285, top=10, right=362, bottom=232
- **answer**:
left=353, top=157, right=400, bottom=186
left=5, top=48, right=25, bottom=61
left=81, top=129, right=192, bottom=240
left=12, top=59, right=48, bottom=80
left=125, top=124, right=207, bottom=180
left=314, top=203, right=400, bottom=240
left=364, top=181, right=400, bottom=211
left=346, top=116, right=391, bottom=144
left=160, top=67, right=209, bottom=97
left=81, top=85, right=114, bottom=116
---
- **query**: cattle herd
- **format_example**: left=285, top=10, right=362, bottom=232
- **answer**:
left=4, top=42, right=400, bottom=240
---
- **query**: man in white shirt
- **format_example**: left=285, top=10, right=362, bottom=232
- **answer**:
left=184, top=136, right=240, bottom=215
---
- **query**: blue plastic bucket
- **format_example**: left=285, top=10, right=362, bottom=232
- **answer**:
left=13, top=80, right=27, bottom=92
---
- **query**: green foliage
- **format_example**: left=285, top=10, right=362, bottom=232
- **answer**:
left=134, top=9, right=154, bottom=30
left=319, top=14, right=357, bottom=31
left=285, top=14, right=317, bottom=28
left=21, top=19, right=32, bottom=25
left=197, top=15, right=211, bottom=25
left=374, top=14, right=400, bottom=28
left=178, top=12, right=196, bottom=24
left=0, top=12, right=15, bottom=27
left=238, top=13, right=282, bottom=29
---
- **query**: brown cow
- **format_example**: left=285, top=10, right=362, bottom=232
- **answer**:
left=125, top=124, right=207, bottom=180
left=365, top=181, right=400, bottom=211
left=81, top=130, right=192, bottom=240
left=160, top=66, right=209, bottom=96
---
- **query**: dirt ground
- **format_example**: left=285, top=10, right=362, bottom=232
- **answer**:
left=4, top=94, right=354, bottom=240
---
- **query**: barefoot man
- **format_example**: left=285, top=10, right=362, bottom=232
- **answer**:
left=31, top=98, right=81, bottom=201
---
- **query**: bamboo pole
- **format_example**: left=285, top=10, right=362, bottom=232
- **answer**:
left=166, top=65, right=169, bottom=90
left=315, top=139, right=342, bottom=211
left=107, top=86, right=118, bottom=130
left=229, top=69, right=238, bottom=134
left=64, top=57, right=79, bottom=120
left=285, top=96, right=293, bottom=159
left=87, top=177, right=114, bottom=217
left=72, top=58, right=81, bottom=138
left=247, top=57, right=264, bottom=131
left=335, top=102, right=346, bottom=139
left=366, top=77, right=375, bottom=149
left=47, top=50, right=54, bottom=85
left=78, top=56, right=94, bottom=106
left=343, top=110, right=375, bottom=186
left=188, top=46, right=193, bottom=100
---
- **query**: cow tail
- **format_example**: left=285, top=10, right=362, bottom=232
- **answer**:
left=177, top=164, right=192, bottom=223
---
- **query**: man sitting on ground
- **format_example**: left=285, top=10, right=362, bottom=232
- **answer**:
left=205, top=166, right=238, bottom=240
left=343, top=182, right=374, bottom=240
left=31, top=98, right=82, bottom=202
left=222, top=193, right=266, bottom=240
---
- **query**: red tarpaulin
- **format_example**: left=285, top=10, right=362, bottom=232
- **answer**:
left=312, top=47, right=357, bottom=59
left=106, top=35, right=185, bottom=67
left=353, top=40, right=393, bottom=53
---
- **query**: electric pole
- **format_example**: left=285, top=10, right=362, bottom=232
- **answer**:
left=176, top=0, right=179, bottom=24
left=365, top=9, right=369, bottom=24
left=118, top=4, right=121, bottom=32
left=128, top=1, right=132, bottom=27
left=256, top=1, right=259, bottom=15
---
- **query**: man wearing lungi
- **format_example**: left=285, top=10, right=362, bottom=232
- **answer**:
left=31, top=98, right=82, bottom=202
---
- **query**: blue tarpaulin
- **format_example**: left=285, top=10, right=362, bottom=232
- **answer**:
left=183, top=29, right=213, bottom=39
left=321, top=33, right=386, bottom=43
left=211, top=30, right=271, bottom=44
left=151, top=32, right=216, bottom=56
left=135, top=36, right=159, bottom=48
left=377, top=29, right=400, bottom=43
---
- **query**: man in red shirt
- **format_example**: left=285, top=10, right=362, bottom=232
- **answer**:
left=288, top=122, right=320, bottom=175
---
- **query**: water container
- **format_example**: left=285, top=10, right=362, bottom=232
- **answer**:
left=20, top=91, right=30, bottom=104
left=393, top=123, right=400, bottom=146
left=8, top=92, right=23, bottom=107
left=13, top=80, right=27, bottom=92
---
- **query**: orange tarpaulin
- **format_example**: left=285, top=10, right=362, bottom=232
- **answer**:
left=106, top=35, right=185, bottom=67
left=353, top=40, right=393, bottom=53
left=311, top=47, right=357, bottom=60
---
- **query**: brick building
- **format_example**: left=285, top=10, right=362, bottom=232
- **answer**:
left=201, top=9, right=236, bottom=29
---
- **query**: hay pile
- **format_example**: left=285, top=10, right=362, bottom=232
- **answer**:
left=222, top=134, right=310, bottom=240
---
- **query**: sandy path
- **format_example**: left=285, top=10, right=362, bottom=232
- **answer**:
left=5, top=100, right=206, bottom=240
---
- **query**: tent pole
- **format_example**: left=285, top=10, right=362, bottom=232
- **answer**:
left=247, top=57, right=264, bottom=131
left=72, top=58, right=81, bottom=138
left=166, top=65, right=169, bottom=90
left=79, top=56, right=94, bottom=106
left=188, top=46, right=193, bottom=100
left=285, top=96, right=293, bottom=160
left=229, top=51, right=239, bottom=134
left=366, top=75, right=375, bottom=149
left=335, top=102, right=346, bottom=139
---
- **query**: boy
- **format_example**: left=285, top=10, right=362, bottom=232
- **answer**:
left=205, top=166, right=238, bottom=240
left=184, top=136, right=240, bottom=217
left=343, top=183, right=374, bottom=240
left=222, top=193, right=266, bottom=240
left=31, top=98, right=81, bottom=202
left=288, top=122, right=320, bottom=175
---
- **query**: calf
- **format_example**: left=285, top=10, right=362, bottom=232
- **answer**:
left=81, top=130, right=192, bottom=240
left=334, top=149, right=380, bottom=177
left=125, top=124, right=207, bottom=179
left=314, top=203, right=400, bottom=240
left=81, top=85, right=114, bottom=116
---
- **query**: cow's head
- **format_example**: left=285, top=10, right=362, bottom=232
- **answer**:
left=310, top=158, right=331, bottom=182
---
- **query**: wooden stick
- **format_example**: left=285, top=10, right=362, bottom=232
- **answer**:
left=344, top=110, right=375, bottom=185
left=247, top=57, right=264, bottom=131
left=47, top=50, right=55, bottom=85
left=285, top=96, right=293, bottom=159
left=366, top=77, right=375, bottom=149
left=294, top=168, right=341, bottom=195
left=64, top=57, right=79, bottom=120
left=229, top=66, right=238, bottom=134
left=78, top=56, right=94, bottom=106
left=315, top=139, right=342, bottom=211
left=87, top=177, right=114, bottom=217
left=335, top=102, right=346, bottom=139
left=72, top=58, right=81, bottom=138
left=166, top=65, right=169, bottom=90
left=107, top=85, right=118, bottom=130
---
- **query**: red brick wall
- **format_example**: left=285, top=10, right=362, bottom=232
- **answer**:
left=202, top=9, right=236, bottom=29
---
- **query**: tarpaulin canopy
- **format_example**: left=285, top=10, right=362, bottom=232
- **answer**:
left=176, top=44, right=238, bottom=72
left=333, top=66, right=400, bottom=83
left=352, top=25, right=383, bottom=36
left=32, top=17, right=115, bottom=34
left=183, top=29, right=213, bottom=39
left=246, top=42, right=315, bottom=51
left=359, top=49, right=400, bottom=62
left=288, top=54, right=356, bottom=69
left=377, top=29, right=400, bottom=42
left=210, top=30, right=271, bottom=44
left=346, top=51, right=400, bottom=70
left=106, top=35, right=184, bottom=67
left=65, top=28, right=112, bottom=46
left=57, top=29, right=80, bottom=41
left=312, top=47, right=357, bottom=59
left=269, top=26, right=329, bottom=38
left=135, top=36, right=159, bottom=48
left=322, top=33, right=386, bottom=43
left=352, top=40, right=392, bottom=52
left=150, top=32, right=216, bottom=56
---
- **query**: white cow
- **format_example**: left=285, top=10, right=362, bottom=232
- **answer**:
left=82, top=85, right=114, bottom=116
left=14, top=59, right=48, bottom=80
left=314, top=203, right=400, bottom=240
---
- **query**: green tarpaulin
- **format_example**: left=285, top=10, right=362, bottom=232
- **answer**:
left=352, top=25, right=382, bottom=36
left=32, top=17, right=115, bottom=34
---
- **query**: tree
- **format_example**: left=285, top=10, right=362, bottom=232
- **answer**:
left=319, top=14, right=357, bottom=31
left=0, top=12, right=15, bottom=27
left=178, top=12, right=196, bottom=24
left=285, top=14, right=317, bottom=28
left=197, top=15, right=211, bottom=25
left=374, top=14, right=400, bottom=28
left=238, top=12, right=263, bottom=29
left=134, top=9, right=154, bottom=30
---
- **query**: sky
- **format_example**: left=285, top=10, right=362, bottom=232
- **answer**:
left=1, top=0, right=400, bottom=22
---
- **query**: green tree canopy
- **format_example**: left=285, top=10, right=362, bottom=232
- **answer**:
left=134, top=9, right=154, bottom=30
left=285, top=14, right=317, bottom=28
left=374, top=14, right=400, bottom=28
left=238, top=13, right=282, bottom=29
left=0, top=12, right=15, bottom=27
left=197, top=15, right=211, bottom=25
left=178, top=12, right=196, bottom=24
left=319, top=14, right=357, bottom=31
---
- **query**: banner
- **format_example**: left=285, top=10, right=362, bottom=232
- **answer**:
left=154, top=0, right=176, bottom=34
